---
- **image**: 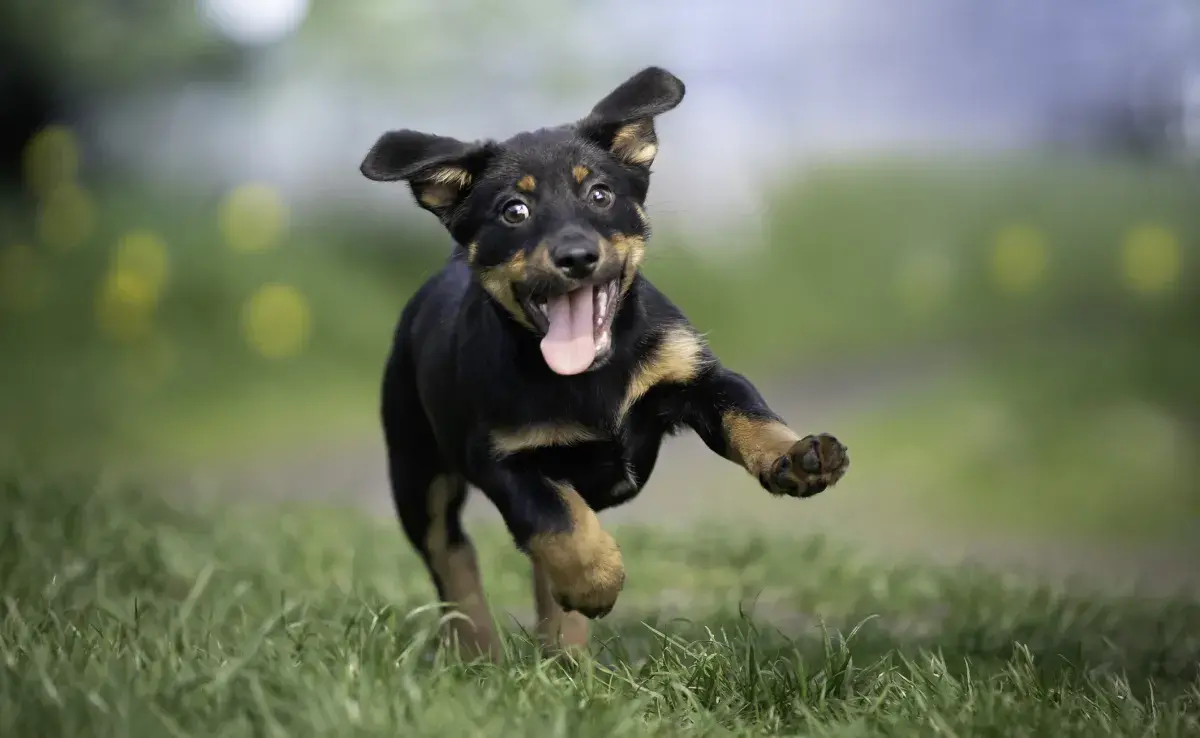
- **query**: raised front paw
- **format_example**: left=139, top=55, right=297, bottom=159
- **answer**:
left=531, top=529, right=626, bottom=619
left=765, top=433, right=849, bottom=498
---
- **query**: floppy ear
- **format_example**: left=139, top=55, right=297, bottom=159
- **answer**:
left=359, top=130, right=492, bottom=220
left=578, top=66, right=685, bottom=170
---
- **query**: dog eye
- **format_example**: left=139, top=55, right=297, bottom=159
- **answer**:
left=586, top=184, right=614, bottom=210
left=500, top=200, right=530, bottom=225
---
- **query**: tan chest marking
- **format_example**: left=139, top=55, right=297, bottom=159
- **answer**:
left=616, top=326, right=708, bottom=424
left=491, top=422, right=607, bottom=458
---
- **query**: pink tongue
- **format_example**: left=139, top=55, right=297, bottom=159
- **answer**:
left=540, top=286, right=596, bottom=375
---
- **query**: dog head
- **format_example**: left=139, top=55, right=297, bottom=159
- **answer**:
left=360, top=66, right=685, bottom=376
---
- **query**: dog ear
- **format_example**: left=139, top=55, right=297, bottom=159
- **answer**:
left=578, top=66, right=685, bottom=170
left=360, top=130, right=493, bottom=220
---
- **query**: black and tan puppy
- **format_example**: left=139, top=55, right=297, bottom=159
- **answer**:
left=360, top=66, right=850, bottom=661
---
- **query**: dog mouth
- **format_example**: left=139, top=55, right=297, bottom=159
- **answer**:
left=519, top=279, right=620, bottom=376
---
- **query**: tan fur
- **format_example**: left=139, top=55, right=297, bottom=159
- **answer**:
left=532, top=559, right=590, bottom=653
left=491, top=423, right=607, bottom=458
left=720, top=412, right=801, bottom=480
left=416, top=167, right=473, bottom=209
left=425, top=475, right=501, bottom=661
left=527, top=481, right=625, bottom=616
left=609, top=120, right=657, bottom=166
left=625, top=142, right=658, bottom=166
left=572, top=165, right=590, bottom=184
left=516, top=175, right=536, bottom=192
left=466, top=242, right=479, bottom=263
left=611, top=234, right=647, bottom=295
left=617, top=326, right=707, bottom=423
left=530, top=240, right=555, bottom=272
left=478, top=250, right=533, bottom=330
left=418, top=186, right=456, bottom=209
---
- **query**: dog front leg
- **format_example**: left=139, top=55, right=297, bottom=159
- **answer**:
left=469, top=458, right=625, bottom=632
left=683, top=365, right=851, bottom=497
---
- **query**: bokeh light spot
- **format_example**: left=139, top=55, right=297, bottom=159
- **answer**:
left=1120, top=224, right=1181, bottom=296
left=201, top=0, right=311, bottom=47
left=113, top=230, right=170, bottom=294
left=23, top=125, right=80, bottom=198
left=96, top=269, right=160, bottom=343
left=37, top=184, right=96, bottom=251
left=218, top=183, right=289, bottom=252
left=0, top=244, right=49, bottom=313
left=990, top=224, right=1048, bottom=293
left=241, top=283, right=311, bottom=360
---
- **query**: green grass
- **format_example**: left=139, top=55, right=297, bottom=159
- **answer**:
left=2, top=467, right=1199, bottom=736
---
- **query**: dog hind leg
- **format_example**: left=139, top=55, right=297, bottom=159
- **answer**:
left=388, top=452, right=501, bottom=662
left=384, top=351, right=501, bottom=662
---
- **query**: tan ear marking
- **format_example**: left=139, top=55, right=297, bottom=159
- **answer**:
left=428, top=167, right=472, bottom=187
left=609, top=120, right=657, bottom=165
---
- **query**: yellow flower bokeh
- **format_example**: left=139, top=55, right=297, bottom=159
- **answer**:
left=37, top=184, right=96, bottom=251
left=990, top=224, right=1048, bottom=293
left=241, top=283, right=311, bottom=360
left=113, top=230, right=170, bottom=295
left=219, top=183, right=289, bottom=253
left=23, top=125, right=80, bottom=198
left=1120, top=224, right=1181, bottom=296
left=96, top=269, right=160, bottom=343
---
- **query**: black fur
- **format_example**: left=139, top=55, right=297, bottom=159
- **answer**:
left=361, top=67, right=849, bottom=630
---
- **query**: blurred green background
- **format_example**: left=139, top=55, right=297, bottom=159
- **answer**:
left=1, top=0, right=1198, bottom=575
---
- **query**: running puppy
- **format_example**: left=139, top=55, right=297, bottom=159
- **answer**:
left=360, top=66, right=850, bottom=661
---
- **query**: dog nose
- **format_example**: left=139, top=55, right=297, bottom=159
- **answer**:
left=553, top=242, right=599, bottom=278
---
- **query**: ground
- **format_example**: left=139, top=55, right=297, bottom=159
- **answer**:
left=3, top=454, right=1199, bottom=737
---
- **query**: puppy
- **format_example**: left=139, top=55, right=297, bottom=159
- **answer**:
left=360, top=66, right=850, bottom=661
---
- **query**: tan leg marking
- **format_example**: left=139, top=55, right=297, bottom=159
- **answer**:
left=426, top=475, right=502, bottom=662
left=617, top=326, right=708, bottom=423
left=720, top=414, right=850, bottom=496
left=491, top=423, right=606, bottom=458
left=527, top=481, right=624, bottom=617
left=532, top=558, right=590, bottom=654
left=720, top=413, right=800, bottom=480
